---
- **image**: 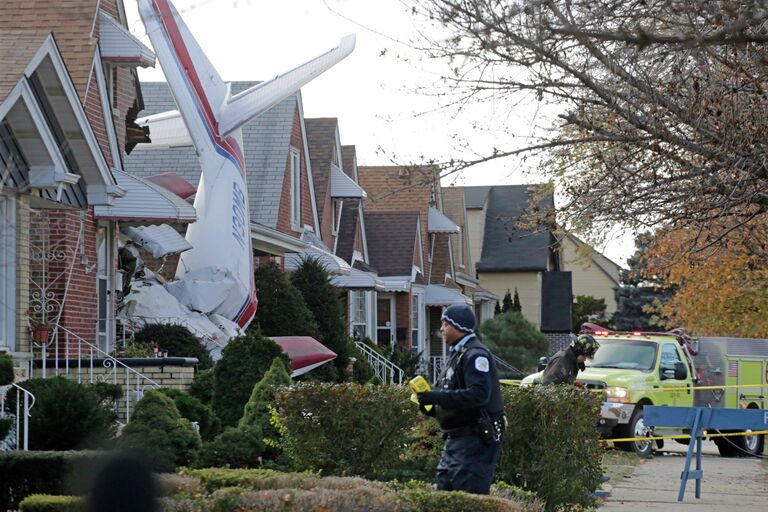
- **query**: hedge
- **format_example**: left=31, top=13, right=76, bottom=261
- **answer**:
left=0, top=352, right=14, bottom=385
left=0, top=451, right=111, bottom=510
left=499, top=385, right=603, bottom=511
left=18, top=495, right=83, bottom=512
left=273, top=383, right=415, bottom=479
left=133, top=324, right=213, bottom=369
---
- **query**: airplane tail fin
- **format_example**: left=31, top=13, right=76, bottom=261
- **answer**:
left=219, top=34, right=356, bottom=137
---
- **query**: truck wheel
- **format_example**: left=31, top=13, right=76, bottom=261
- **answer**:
left=618, top=408, right=653, bottom=458
left=714, top=435, right=739, bottom=457
left=734, top=430, right=764, bottom=457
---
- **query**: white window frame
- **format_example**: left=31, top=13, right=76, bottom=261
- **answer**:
left=290, top=148, right=301, bottom=229
left=331, top=199, right=342, bottom=236
left=457, top=229, right=465, bottom=269
left=0, top=196, right=16, bottom=350
left=411, top=293, right=420, bottom=351
left=349, top=290, right=368, bottom=340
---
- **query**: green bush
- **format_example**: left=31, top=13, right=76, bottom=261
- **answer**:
left=291, top=256, right=353, bottom=375
left=0, top=417, right=12, bottom=441
left=273, top=382, right=415, bottom=479
left=6, top=378, right=116, bottom=450
left=18, top=495, right=84, bottom=512
left=133, top=324, right=213, bottom=369
left=159, top=388, right=220, bottom=441
left=479, top=310, right=550, bottom=373
left=251, top=261, right=319, bottom=338
left=189, top=367, right=215, bottom=405
left=349, top=344, right=378, bottom=384
left=498, top=385, right=603, bottom=511
left=0, top=451, right=111, bottom=511
left=212, top=331, right=290, bottom=427
left=0, top=352, right=14, bottom=385
left=169, top=468, right=539, bottom=512
left=116, top=390, right=201, bottom=472
left=240, top=357, right=291, bottom=451
left=194, top=425, right=264, bottom=469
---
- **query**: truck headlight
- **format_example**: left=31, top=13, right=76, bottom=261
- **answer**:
left=606, top=387, right=630, bottom=403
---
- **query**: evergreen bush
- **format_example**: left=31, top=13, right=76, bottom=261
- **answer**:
left=212, top=331, right=290, bottom=427
left=116, top=390, right=201, bottom=472
left=498, top=385, right=603, bottom=511
left=159, top=388, right=220, bottom=441
left=0, top=451, right=111, bottom=511
left=251, top=261, right=319, bottom=337
left=0, top=418, right=12, bottom=441
left=273, top=382, right=415, bottom=479
left=291, top=256, right=353, bottom=375
left=239, top=357, right=291, bottom=435
left=194, top=426, right=264, bottom=469
left=6, top=378, right=115, bottom=450
left=0, top=352, right=14, bottom=385
left=133, top=324, right=213, bottom=369
left=479, top=310, right=550, bottom=373
left=349, top=344, right=378, bottom=384
left=189, top=367, right=214, bottom=405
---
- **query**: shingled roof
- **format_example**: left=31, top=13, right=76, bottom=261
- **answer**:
left=365, top=211, right=419, bottom=277
left=0, top=1, right=100, bottom=101
left=335, top=201, right=359, bottom=264
left=123, top=81, right=299, bottom=230
left=476, top=185, right=555, bottom=272
left=341, top=145, right=356, bottom=179
left=0, top=30, right=49, bottom=99
left=304, top=118, right=339, bottom=224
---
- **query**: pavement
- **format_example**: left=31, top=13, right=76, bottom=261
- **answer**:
left=599, top=441, right=768, bottom=511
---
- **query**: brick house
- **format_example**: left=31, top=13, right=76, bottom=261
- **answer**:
left=358, top=165, right=471, bottom=368
left=0, top=0, right=186, bottom=370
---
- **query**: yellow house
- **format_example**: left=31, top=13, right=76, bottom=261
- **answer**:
left=560, top=233, right=622, bottom=315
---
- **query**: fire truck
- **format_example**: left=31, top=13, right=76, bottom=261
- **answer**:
left=520, top=326, right=768, bottom=457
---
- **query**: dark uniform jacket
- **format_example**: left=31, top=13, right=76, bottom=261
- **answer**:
left=540, top=346, right=579, bottom=385
left=425, top=335, right=505, bottom=432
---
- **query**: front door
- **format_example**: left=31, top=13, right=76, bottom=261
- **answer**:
left=376, top=294, right=395, bottom=348
left=96, top=224, right=114, bottom=354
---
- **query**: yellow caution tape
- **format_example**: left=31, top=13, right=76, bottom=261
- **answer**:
left=585, top=383, right=767, bottom=393
left=603, top=429, right=768, bottom=443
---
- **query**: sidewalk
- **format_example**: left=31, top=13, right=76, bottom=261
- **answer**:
left=599, top=441, right=768, bottom=511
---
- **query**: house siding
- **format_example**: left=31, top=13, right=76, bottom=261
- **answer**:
left=479, top=272, right=542, bottom=326
left=429, top=233, right=452, bottom=284
left=561, top=237, right=619, bottom=313
left=276, top=109, right=313, bottom=238
left=15, top=195, right=30, bottom=356
left=466, top=209, right=485, bottom=276
left=83, top=70, right=113, bottom=169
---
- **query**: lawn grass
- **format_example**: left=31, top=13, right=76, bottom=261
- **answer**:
left=601, top=448, right=643, bottom=485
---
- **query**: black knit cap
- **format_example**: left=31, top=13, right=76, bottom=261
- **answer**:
left=441, top=304, right=476, bottom=333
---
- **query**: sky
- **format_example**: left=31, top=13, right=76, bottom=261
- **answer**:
left=124, top=0, right=634, bottom=265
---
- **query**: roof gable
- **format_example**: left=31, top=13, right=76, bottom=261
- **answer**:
left=464, top=185, right=491, bottom=208
left=365, top=211, right=419, bottom=276
left=305, top=117, right=340, bottom=223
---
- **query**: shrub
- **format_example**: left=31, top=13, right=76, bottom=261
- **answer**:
left=159, top=388, right=220, bottom=441
left=189, top=367, right=214, bottom=405
left=0, top=417, right=12, bottom=441
left=133, top=324, right=213, bottom=369
left=479, top=310, right=550, bottom=373
left=194, top=426, right=264, bottom=469
left=383, top=413, right=443, bottom=482
left=0, top=451, right=111, bottom=511
left=291, top=257, right=353, bottom=375
left=349, top=344, right=378, bottom=384
left=18, top=495, right=84, bottom=512
left=116, top=390, right=201, bottom=472
left=6, top=378, right=115, bottom=450
left=498, top=385, right=603, bottom=511
left=240, top=357, right=291, bottom=451
left=212, top=331, right=289, bottom=427
left=0, top=352, right=14, bottom=385
left=251, top=261, right=319, bottom=338
left=273, top=383, right=415, bottom=479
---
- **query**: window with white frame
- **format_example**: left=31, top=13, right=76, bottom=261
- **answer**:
left=411, top=294, right=420, bottom=349
left=0, top=196, right=16, bottom=349
left=290, top=149, right=301, bottom=228
left=350, top=290, right=367, bottom=340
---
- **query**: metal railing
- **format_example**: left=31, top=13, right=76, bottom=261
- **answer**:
left=428, top=354, right=524, bottom=381
left=0, top=383, right=35, bottom=451
left=30, top=325, right=161, bottom=422
left=355, top=341, right=404, bottom=385
left=429, top=356, right=446, bottom=383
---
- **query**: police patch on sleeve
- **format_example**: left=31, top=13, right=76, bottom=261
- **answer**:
left=474, top=356, right=490, bottom=372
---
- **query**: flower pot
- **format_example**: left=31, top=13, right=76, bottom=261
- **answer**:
left=31, top=326, right=50, bottom=344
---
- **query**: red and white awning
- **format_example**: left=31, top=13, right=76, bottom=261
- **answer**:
left=270, top=336, right=337, bottom=377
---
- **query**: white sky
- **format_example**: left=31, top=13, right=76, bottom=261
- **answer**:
left=124, top=0, right=633, bottom=265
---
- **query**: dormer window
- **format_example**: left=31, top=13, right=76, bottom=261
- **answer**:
left=290, top=148, right=301, bottom=229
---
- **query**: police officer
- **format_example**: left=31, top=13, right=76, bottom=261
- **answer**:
left=540, top=334, right=600, bottom=385
left=416, top=304, right=505, bottom=495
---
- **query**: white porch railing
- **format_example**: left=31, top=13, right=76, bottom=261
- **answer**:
left=428, top=354, right=524, bottom=382
left=0, top=383, right=35, bottom=451
left=30, top=325, right=161, bottom=422
left=355, top=341, right=404, bottom=385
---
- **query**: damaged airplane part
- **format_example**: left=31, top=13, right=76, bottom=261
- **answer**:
left=137, top=0, right=355, bottom=329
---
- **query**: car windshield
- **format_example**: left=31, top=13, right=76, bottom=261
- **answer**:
left=586, top=339, right=657, bottom=371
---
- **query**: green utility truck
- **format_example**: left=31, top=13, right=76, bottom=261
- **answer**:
left=520, top=330, right=768, bottom=457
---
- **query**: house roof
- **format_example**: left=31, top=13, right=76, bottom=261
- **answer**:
left=464, top=186, right=491, bottom=209
left=476, top=185, right=555, bottom=272
left=335, top=201, right=359, bottom=264
left=98, top=11, right=155, bottom=67
left=428, top=206, right=460, bottom=233
left=305, top=117, right=339, bottom=223
left=365, top=211, right=420, bottom=277
left=443, top=186, right=470, bottom=271
left=124, top=81, right=298, bottom=230
left=341, top=145, right=356, bottom=179
left=424, top=284, right=472, bottom=306
left=0, top=29, right=48, bottom=99
left=0, top=1, right=100, bottom=101
left=331, top=165, right=366, bottom=198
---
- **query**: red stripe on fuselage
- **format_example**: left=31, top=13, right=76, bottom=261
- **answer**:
left=152, top=0, right=246, bottom=171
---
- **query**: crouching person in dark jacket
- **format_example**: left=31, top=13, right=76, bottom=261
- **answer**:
left=417, top=304, right=506, bottom=494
